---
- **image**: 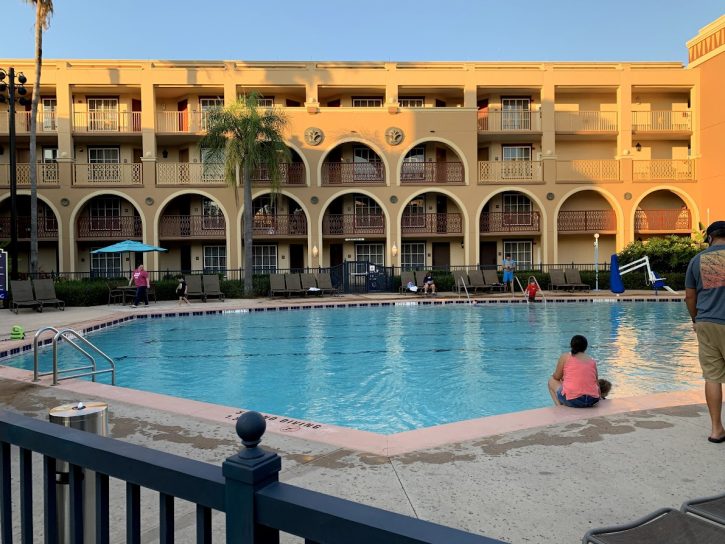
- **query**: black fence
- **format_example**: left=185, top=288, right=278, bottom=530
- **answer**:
left=0, top=410, right=505, bottom=543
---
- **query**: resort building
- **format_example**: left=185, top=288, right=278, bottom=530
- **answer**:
left=1, top=15, right=724, bottom=278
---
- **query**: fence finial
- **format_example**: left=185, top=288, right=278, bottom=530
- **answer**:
left=235, top=411, right=266, bottom=458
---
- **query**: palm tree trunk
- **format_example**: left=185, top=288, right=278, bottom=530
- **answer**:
left=242, top=162, right=254, bottom=295
left=28, top=2, right=44, bottom=276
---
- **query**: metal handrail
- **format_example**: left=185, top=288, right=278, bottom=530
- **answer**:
left=528, top=275, right=546, bottom=304
left=49, top=328, right=115, bottom=385
left=33, top=326, right=93, bottom=382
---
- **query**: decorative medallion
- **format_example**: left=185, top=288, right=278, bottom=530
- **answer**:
left=60, top=198, right=70, bottom=207
left=145, top=197, right=154, bottom=206
left=546, top=192, right=555, bottom=201
left=390, top=195, right=398, bottom=204
left=304, top=127, right=324, bottom=146
left=385, top=127, right=404, bottom=146
left=624, top=192, right=632, bottom=201
left=310, top=196, right=319, bottom=205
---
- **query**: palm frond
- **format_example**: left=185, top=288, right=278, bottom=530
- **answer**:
left=24, top=0, right=53, bottom=30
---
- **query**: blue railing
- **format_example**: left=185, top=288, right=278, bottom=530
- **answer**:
left=0, top=410, right=506, bottom=543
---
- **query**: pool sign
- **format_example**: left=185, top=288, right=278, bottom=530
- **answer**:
left=0, top=249, right=6, bottom=300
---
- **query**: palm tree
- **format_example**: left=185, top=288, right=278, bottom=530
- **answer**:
left=201, top=92, right=290, bottom=295
left=25, top=0, right=54, bottom=276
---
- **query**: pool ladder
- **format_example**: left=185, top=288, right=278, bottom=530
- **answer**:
left=33, top=327, right=116, bottom=386
left=515, top=276, right=546, bottom=304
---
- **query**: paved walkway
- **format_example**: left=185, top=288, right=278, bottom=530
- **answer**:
left=2, top=293, right=723, bottom=543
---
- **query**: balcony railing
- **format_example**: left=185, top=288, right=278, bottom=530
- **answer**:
left=251, top=163, right=306, bottom=186
left=0, top=163, right=60, bottom=186
left=248, top=214, right=308, bottom=236
left=156, top=162, right=225, bottom=185
left=72, top=111, right=142, bottom=132
left=74, top=163, right=143, bottom=185
left=158, top=215, right=226, bottom=239
left=557, top=210, right=617, bottom=232
left=477, top=109, right=541, bottom=132
left=634, top=209, right=691, bottom=232
left=555, top=111, right=618, bottom=132
left=400, top=162, right=464, bottom=184
left=322, top=162, right=385, bottom=185
left=323, top=214, right=385, bottom=235
left=156, top=111, right=208, bottom=132
left=480, top=211, right=541, bottom=233
left=632, top=111, right=692, bottom=132
left=76, top=216, right=142, bottom=239
left=401, top=213, right=462, bottom=235
left=556, top=160, right=619, bottom=182
left=633, top=159, right=695, bottom=181
left=0, top=111, right=57, bottom=133
left=0, top=216, right=58, bottom=240
left=478, top=161, right=542, bottom=183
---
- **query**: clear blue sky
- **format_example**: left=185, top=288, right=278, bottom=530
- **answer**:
left=3, top=0, right=723, bottom=63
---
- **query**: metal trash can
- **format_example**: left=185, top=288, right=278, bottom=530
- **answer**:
left=49, top=402, right=109, bottom=543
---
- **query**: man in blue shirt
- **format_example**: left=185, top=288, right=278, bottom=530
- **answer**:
left=685, top=220, right=725, bottom=443
left=502, top=254, right=516, bottom=294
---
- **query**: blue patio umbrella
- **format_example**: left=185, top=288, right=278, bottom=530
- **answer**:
left=91, top=240, right=167, bottom=277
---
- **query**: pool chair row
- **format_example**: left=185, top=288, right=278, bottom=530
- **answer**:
left=8, top=279, right=65, bottom=314
left=584, top=492, right=725, bottom=543
left=549, top=268, right=590, bottom=291
left=184, top=274, right=225, bottom=302
left=269, top=273, right=338, bottom=297
left=449, top=269, right=507, bottom=294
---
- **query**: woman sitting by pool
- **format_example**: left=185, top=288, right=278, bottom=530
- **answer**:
left=548, top=335, right=601, bottom=408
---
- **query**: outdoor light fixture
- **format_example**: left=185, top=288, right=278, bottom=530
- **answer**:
left=391, top=243, right=398, bottom=257
left=312, top=245, right=319, bottom=258
left=162, top=149, right=168, bottom=158
left=635, top=142, right=642, bottom=152
left=593, top=233, right=600, bottom=291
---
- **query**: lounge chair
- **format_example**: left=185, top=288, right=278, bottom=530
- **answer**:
left=467, top=270, right=491, bottom=294
left=548, top=269, right=573, bottom=291
left=185, top=275, right=206, bottom=302
left=202, top=274, right=225, bottom=301
left=681, top=492, right=725, bottom=526
left=9, top=280, right=42, bottom=313
left=414, top=271, right=435, bottom=294
left=284, top=273, right=305, bottom=296
left=315, top=272, right=339, bottom=296
left=107, top=282, right=125, bottom=305
left=482, top=269, right=505, bottom=292
left=400, top=271, right=418, bottom=294
left=33, top=279, right=65, bottom=311
left=300, top=273, right=322, bottom=296
left=451, top=270, right=470, bottom=294
left=269, top=273, right=290, bottom=296
left=564, top=268, right=590, bottom=291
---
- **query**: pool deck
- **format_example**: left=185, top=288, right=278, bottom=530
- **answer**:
left=2, top=291, right=725, bottom=543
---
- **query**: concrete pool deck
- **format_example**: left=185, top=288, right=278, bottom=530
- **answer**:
left=2, top=292, right=724, bottom=543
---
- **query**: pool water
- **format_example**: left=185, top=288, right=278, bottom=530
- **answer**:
left=9, top=303, right=698, bottom=434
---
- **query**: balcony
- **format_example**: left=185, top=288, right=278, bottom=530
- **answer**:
left=480, top=212, right=541, bottom=234
left=0, top=163, right=60, bottom=186
left=248, top=214, right=308, bottom=238
left=76, top=216, right=142, bottom=240
left=557, top=210, right=617, bottom=233
left=400, top=162, right=464, bottom=185
left=156, top=111, right=208, bottom=133
left=556, top=160, right=620, bottom=183
left=634, top=209, right=691, bottom=233
left=322, top=214, right=385, bottom=236
left=478, top=161, right=542, bottom=184
left=72, top=111, right=141, bottom=133
left=158, top=215, right=226, bottom=240
left=251, top=163, right=306, bottom=186
left=322, top=162, right=385, bottom=185
left=0, top=216, right=58, bottom=240
left=401, top=213, right=462, bottom=235
left=633, top=160, right=695, bottom=181
left=156, top=163, right=225, bottom=186
left=555, top=111, right=618, bottom=132
left=477, top=109, right=541, bottom=133
left=74, top=163, right=142, bottom=186
left=632, top=111, right=691, bottom=132
left=0, top=111, right=57, bottom=133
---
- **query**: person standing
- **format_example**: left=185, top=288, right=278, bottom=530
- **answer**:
left=129, top=264, right=150, bottom=308
left=685, top=220, right=725, bottom=443
left=502, top=254, right=516, bottom=294
left=176, top=275, right=190, bottom=305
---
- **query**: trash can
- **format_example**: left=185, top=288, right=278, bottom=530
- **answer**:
left=49, top=402, right=109, bottom=543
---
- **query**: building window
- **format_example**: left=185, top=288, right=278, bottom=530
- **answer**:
left=203, top=245, right=226, bottom=273
left=90, top=249, right=122, bottom=278
left=200, top=148, right=224, bottom=181
left=354, top=195, right=383, bottom=229
left=89, top=197, right=120, bottom=232
left=503, top=240, right=533, bottom=270
left=352, top=96, right=383, bottom=108
left=199, top=97, right=224, bottom=130
left=252, top=244, right=277, bottom=273
left=401, top=242, right=425, bottom=270
left=402, top=197, right=426, bottom=229
left=256, top=97, right=274, bottom=107
left=502, top=145, right=533, bottom=179
left=503, top=192, right=533, bottom=226
left=87, top=98, right=118, bottom=131
left=202, top=198, right=224, bottom=230
left=402, top=145, right=426, bottom=180
left=42, top=147, right=59, bottom=183
left=355, top=243, right=384, bottom=273
left=399, top=96, right=424, bottom=108
left=501, top=97, right=531, bottom=130
left=353, top=146, right=382, bottom=181
left=88, top=147, right=121, bottom=182
left=41, top=98, right=57, bottom=131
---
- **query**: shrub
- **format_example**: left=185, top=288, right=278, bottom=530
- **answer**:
left=617, top=235, right=702, bottom=273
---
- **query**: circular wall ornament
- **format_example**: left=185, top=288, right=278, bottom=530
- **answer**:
left=60, top=198, right=70, bottom=207
left=385, top=127, right=404, bottom=146
left=390, top=195, right=398, bottom=204
left=304, top=127, right=324, bottom=146
left=546, top=192, right=555, bottom=201
left=624, top=192, right=632, bottom=201
left=145, top=197, right=154, bottom=206
left=310, top=196, right=319, bottom=205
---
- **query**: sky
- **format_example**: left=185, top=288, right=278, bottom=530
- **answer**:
left=2, top=0, right=723, bottom=64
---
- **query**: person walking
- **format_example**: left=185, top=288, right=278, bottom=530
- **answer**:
left=176, top=275, right=190, bottom=305
left=129, top=264, right=150, bottom=308
left=685, top=220, right=725, bottom=443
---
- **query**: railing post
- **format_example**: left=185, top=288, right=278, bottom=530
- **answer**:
left=223, top=411, right=281, bottom=544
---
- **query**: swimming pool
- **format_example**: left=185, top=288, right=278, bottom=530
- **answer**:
left=8, top=303, right=698, bottom=434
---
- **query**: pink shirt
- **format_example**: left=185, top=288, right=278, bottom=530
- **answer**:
left=561, top=354, right=599, bottom=400
left=132, top=269, right=149, bottom=288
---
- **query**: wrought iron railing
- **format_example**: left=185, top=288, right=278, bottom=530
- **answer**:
left=634, top=209, right=691, bottom=231
left=556, top=160, right=619, bottom=182
left=323, top=213, right=385, bottom=235
left=251, top=162, right=306, bottom=185
left=632, top=110, right=692, bottom=132
left=158, top=215, right=226, bottom=238
left=248, top=213, right=308, bottom=236
left=401, top=213, right=463, bottom=234
left=0, top=163, right=59, bottom=186
left=156, top=162, right=225, bottom=185
left=479, top=211, right=541, bottom=233
left=0, top=215, right=58, bottom=240
left=478, top=161, right=542, bottom=183
left=322, top=162, right=386, bottom=184
left=632, top=159, right=695, bottom=181
left=477, top=109, right=541, bottom=132
left=555, top=111, right=618, bottom=132
left=72, top=111, right=142, bottom=132
left=557, top=210, right=617, bottom=232
left=73, top=163, right=143, bottom=185
left=76, top=216, right=142, bottom=239
left=400, top=162, right=464, bottom=184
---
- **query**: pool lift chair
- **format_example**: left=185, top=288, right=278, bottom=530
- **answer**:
left=611, top=255, right=677, bottom=294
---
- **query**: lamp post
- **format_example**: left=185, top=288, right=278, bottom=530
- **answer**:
left=0, top=68, right=29, bottom=280
left=593, top=233, right=600, bottom=291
